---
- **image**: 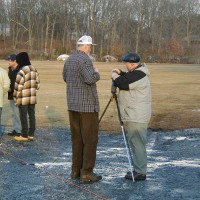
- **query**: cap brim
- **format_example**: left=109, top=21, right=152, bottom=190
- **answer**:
left=77, top=42, right=97, bottom=45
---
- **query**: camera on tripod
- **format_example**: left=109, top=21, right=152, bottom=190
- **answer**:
left=111, top=82, right=117, bottom=94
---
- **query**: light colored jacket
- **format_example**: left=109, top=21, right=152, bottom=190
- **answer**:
left=0, top=67, right=10, bottom=107
left=113, top=63, right=151, bottom=123
left=14, top=65, right=40, bottom=106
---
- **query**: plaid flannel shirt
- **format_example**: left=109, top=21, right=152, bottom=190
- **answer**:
left=63, top=50, right=100, bottom=112
left=13, top=65, right=40, bottom=105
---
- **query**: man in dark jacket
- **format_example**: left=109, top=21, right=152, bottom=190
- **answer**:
left=5, top=54, right=21, bottom=136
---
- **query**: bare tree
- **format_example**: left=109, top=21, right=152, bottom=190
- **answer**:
left=0, top=0, right=200, bottom=62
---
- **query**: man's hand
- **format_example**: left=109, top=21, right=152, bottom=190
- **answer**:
left=111, top=68, right=121, bottom=79
left=94, top=66, right=99, bottom=73
left=112, top=69, right=121, bottom=74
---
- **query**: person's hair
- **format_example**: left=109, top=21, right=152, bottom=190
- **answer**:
left=16, top=52, right=31, bottom=68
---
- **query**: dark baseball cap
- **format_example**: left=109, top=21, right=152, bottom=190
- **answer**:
left=5, top=54, right=17, bottom=61
left=122, top=52, right=140, bottom=63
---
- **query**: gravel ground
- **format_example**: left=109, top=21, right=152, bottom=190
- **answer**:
left=0, top=127, right=200, bottom=200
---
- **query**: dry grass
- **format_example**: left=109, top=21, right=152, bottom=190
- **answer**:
left=1, top=60, right=200, bottom=131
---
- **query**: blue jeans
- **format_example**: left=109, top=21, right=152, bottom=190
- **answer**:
left=9, top=100, right=21, bottom=133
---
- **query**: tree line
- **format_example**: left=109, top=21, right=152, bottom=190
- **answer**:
left=0, top=0, right=200, bottom=63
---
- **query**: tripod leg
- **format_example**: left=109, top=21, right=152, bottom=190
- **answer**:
left=98, top=97, right=113, bottom=123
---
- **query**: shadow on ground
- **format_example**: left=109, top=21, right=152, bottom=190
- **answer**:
left=0, top=127, right=200, bottom=200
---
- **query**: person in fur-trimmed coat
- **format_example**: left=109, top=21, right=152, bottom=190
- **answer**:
left=13, top=52, right=40, bottom=141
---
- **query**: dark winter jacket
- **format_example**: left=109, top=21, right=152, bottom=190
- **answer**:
left=8, top=66, right=20, bottom=100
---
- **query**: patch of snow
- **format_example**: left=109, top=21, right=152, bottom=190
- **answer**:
left=149, top=159, right=200, bottom=169
left=35, top=162, right=70, bottom=167
left=192, top=109, right=200, bottom=112
left=175, top=137, right=186, bottom=141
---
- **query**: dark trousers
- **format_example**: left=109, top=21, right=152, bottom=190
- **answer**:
left=18, top=104, right=36, bottom=138
left=69, top=111, right=99, bottom=175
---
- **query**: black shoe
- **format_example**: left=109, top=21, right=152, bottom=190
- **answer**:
left=81, top=172, right=102, bottom=183
left=125, top=171, right=146, bottom=181
left=8, top=130, right=20, bottom=136
left=134, top=173, right=146, bottom=181
left=126, top=171, right=137, bottom=175
left=125, top=171, right=136, bottom=180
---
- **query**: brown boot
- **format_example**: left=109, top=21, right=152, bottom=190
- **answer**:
left=81, top=172, right=102, bottom=183
left=71, top=171, right=80, bottom=179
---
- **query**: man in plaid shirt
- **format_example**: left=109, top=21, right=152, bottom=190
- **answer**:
left=63, top=35, right=102, bottom=183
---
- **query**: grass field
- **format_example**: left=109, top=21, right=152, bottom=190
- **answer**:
left=0, top=60, right=200, bottom=131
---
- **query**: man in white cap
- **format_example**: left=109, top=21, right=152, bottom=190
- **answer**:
left=63, top=35, right=102, bottom=183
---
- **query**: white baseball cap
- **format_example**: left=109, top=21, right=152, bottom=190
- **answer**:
left=77, top=35, right=96, bottom=45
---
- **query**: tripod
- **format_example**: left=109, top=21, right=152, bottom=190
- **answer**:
left=99, top=84, right=135, bottom=182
